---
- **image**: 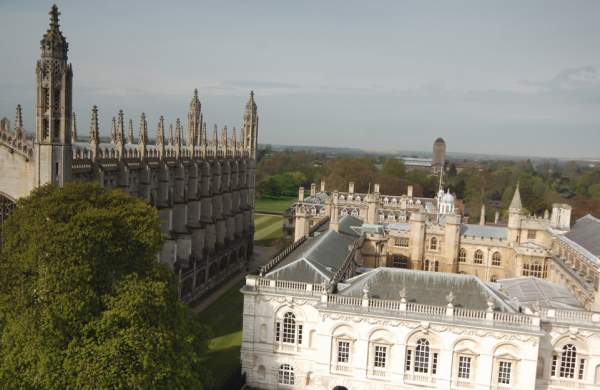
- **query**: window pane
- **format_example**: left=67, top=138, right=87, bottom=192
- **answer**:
left=374, top=345, right=387, bottom=368
left=458, top=356, right=471, bottom=379
left=337, top=341, right=350, bottom=363
left=498, top=361, right=512, bottom=384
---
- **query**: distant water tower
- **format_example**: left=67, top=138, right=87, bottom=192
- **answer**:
left=432, top=137, right=446, bottom=175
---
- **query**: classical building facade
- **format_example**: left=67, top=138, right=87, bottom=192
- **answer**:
left=0, top=6, right=258, bottom=301
left=242, top=210, right=600, bottom=390
left=241, top=179, right=600, bottom=389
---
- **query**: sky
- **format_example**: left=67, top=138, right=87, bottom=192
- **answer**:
left=1, top=0, right=599, bottom=159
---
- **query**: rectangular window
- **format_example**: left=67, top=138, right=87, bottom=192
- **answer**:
left=498, top=361, right=512, bottom=385
left=551, top=354, right=557, bottom=376
left=405, top=349, right=412, bottom=371
left=275, top=322, right=280, bottom=342
left=458, top=356, right=472, bottom=379
left=432, top=352, right=438, bottom=375
left=374, top=345, right=387, bottom=368
left=297, top=324, right=303, bottom=345
left=337, top=341, right=350, bottom=363
left=528, top=230, right=537, bottom=240
left=578, top=359, right=585, bottom=380
left=395, top=237, right=409, bottom=247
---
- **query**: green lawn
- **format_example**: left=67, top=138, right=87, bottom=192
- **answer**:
left=199, top=281, right=244, bottom=389
left=255, top=196, right=296, bottom=214
left=254, top=214, right=284, bottom=246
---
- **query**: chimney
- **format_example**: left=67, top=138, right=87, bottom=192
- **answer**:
left=348, top=181, right=355, bottom=194
left=407, top=185, right=413, bottom=198
left=374, top=183, right=380, bottom=193
left=480, top=204, right=486, bottom=225
left=320, top=180, right=326, bottom=192
left=310, top=183, right=316, bottom=196
left=298, top=187, right=305, bottom=202
left=494, top=211, right=499, bottom=224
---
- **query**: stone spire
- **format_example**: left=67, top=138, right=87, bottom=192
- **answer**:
left=232, top=126, right=237, bottom=153
left=15, top=104, right=24, bottom=140
left=127, top=118, right=134, bottom=144
left=116, top=110, right=125, bottom=144
left=110, top=117, right=117, bottom=143
left=139, top=113, right=148, bottom=145
left=71, top=111, right=77, bottom=143
left=89, top=105, right=99, bottom=160
left=175, top=118, right=182, bottom=158
left=41, top=4, right=68, bottom=61
left=242, top=90, right=258, bottom=159
left=201, top=121, right=207, bottom=146
left=510, top=183, right=523, bottom=211
left=212, top=124, right=218, bottom=155
left=15, top=104, right=23, bottom=131
left=157, top=116, right=166, bottom=158
left=138, top=113, right=148, bottom=159
left=168, top=123, right=174, bottom=146
left=188, top=88, right=202, bottom=146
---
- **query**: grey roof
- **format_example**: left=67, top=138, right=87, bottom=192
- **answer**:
left=491, top=277, right=584, bottom=311
left=338, top=268, right=513, bottom=311
left=460, top=224, right=507, bottom=240
left=565, top=214, right=600, bottom=257
left=302, top=192, right=330, bottom=205
left=338, top=215, right=363, bottom=237
left=266, top=217, right=361, bottom=283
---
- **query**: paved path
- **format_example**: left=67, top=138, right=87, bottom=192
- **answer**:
left=191, top=245, right=278, bottom=313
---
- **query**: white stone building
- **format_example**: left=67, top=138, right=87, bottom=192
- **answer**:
left=241, top=209, right=600, bottom=389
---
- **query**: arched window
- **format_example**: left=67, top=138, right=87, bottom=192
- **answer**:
left=415, top=338, right=431, bottom=373
left=275, top=312, right=303, bottom=346
left=559, top=344, right=577, bottom=379
left=430, top=237, right=438, bottom=250
left=492, top=252, right=501, bottom=266
left=459, top=248, right=467, bottom=263
left=434, top=261, right=439, bottom=272
left=278, top=364, right=295, bottom=385
left=474, top=250, right=484, bottom=264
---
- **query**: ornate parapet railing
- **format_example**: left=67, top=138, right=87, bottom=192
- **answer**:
left=540, top=307, right=600, bottom=326
left=245, top=275, right=543, bottom=331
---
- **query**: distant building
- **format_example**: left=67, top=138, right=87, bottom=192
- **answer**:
left=397, top=157, right=433, bottom=172
left=432, top=137, right=446, bottom=175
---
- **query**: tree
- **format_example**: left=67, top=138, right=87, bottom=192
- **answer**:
left=0, top=183, right=209, bottom=388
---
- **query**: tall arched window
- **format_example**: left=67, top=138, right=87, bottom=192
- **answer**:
left=459, top=248, right=466, bottom=262
left=275, top=312, right=303, bottom=346
left=474, top=250, right=484, bottom=264
left=559, top=344, right=577, bottom=379
left=278, top=364, right=295, bottom=385
left=430, top=237, right=437, bottom=250
left=415, top=338, right=431, bottom=373
left=492, top=252, right=501, bottom=266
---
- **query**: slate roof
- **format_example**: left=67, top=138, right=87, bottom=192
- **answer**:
left=490, top=277, right=583, bottom=311
left=302, top=192, right=330, bottom=205
left=337, top=268, right=514, bottom=311
left=565, top=214, right=600, bottom=257
left=265, top=215, right=361, bottom=284
left=460, top=224, right=507, bottom=240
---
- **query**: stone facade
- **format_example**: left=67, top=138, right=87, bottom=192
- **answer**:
left=292, top=181, right=600, bottom=312
left=0, top=5, right=258, bottom=301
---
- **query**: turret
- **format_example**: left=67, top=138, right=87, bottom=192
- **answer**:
left=187, top=89, right=202, bottom=147
left=110, top=117, right=117, bottom=144
left=138, top=113, right=148, bottom=159
left=508, top=184, right=523, bottom=243
left=242, top=91, right=258, bottom=159
left=156, top=115, right=165, bottom=158
left=116, top=110, right=125, bottom=156
left=175, top=118, right=182, bottom=158
left=34, top=5, right=73, bottom=186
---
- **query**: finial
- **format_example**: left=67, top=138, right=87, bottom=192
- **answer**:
left=175, top=118, right=182, bottom=145
left=250, top=90, right=254, bottom=98
left=362, top=285, right=370, bottom=300
left=89, top=105, right=99, bottom=142
left=116, top=110, right=125, bottom=144
left=194, top=88, right=198, bottom=99
left=139, top=113, right=148, bottom=142
left=168, top=124, right=174, bottom=145
left=71, top=111, right=77, bottom=143
left=157, top=115, right=165, bottom=145
left=49, top=4, right=60, bottom=31
left=127, top=119, right=134, bottom=144
left=15, top=104, right=23, bottom=130
left=446, top=290, right=455, bottom=305
left=110, top=117, right=117, bottom=143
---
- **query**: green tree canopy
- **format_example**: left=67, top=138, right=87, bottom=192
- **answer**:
left=0, top=183, right=209, bottom=388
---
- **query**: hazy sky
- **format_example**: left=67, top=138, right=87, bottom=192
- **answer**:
left=1, top=1, right=599, bottom=158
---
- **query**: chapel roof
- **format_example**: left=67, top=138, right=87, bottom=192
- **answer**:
left=564, top=214, right=600, bottom=257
